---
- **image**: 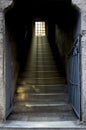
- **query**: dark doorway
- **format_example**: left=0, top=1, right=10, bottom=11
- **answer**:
left=5, top=0, right=81, bottom=121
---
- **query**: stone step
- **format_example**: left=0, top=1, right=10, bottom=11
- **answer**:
left=28, top=54, right=54, bottom=58
left=25, top=64, right=64, bottom=71
left=1, top=120, right=85, bottom=130
left=25, top=61, right=62, bottom=67
left=28, top=57, right=55, bottom=62
left=29, top=48, right=52, bottom=52
left=30, top=42, right=50, bottom=45
left=20, top=71, right=64, bottom=78
left=25, top=60, right=62, bottom=65
left=21, top=70, right=64, bottom=73
left=28, top=45, right=52, bottom=49
left=12, top=102, right=72, bottom=113
left=28, top=52, right=53, bottom=55
left=30, top=43, right=51, bottom=46
left=8, top=110, right=76, bottom=121
left=30, top=52, right=51, bottom=55
left=30, top=44, right=52, bottom=47
left=17, top=77, right=66, bottom=85
left=24, top=66, right=58, bottom=71
left=14, top=93, right=68, bottom=102
left=26, top=61, right=56, bottom=65
left=29, top=46, right=51, bottom=49
left=25, top=64, right=61, bottom=68
left=23, top=70, right=59, bottom=74
left=25, top=63, right=63, bottom=69
left=15, top=84, right=67, bottom=93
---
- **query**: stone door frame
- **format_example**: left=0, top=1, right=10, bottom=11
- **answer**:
left=0, top=0, right=86, bottom=122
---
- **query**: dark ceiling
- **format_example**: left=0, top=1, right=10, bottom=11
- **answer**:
left=5, top=0, right=79, bottom=33
left=13, top=0, right=71, bottom=6
left=12, top=0, right=72, bottom=20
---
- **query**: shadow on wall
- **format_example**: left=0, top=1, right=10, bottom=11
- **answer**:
left=55, top=4, right=81, bottom=80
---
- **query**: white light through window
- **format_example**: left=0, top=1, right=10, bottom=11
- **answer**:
left=35, top=21, right=45, bottom=36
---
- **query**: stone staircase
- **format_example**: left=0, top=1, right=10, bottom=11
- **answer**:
left=1, top=36, right=85, bottom=129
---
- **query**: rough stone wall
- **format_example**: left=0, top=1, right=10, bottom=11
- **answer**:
left=11, top=37, right=19, bottom=103
left=0, top=0, right=12, bottom=10
left=0, top=0, right=13, bottom=120
left=55, top=25, right=73, bottom=80
left=55, top=25, right=73, bottom=59
left=0, top=11, right=5, bottom=120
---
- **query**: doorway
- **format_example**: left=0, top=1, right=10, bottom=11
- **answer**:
left=5, top=0, right=81, bottom=121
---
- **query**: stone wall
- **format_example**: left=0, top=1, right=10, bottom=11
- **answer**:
left=55, top=25, right=73, bottom=79
left=55, top=4, right=81, bottom=81
left=0, top=0, right=13, bottom=120
left=11, top=36, right=19, bottom=103
left=0, top=11, right=5, bottom=120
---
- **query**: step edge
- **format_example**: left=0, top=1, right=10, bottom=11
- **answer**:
left=2, top=120, right=85, bottom=129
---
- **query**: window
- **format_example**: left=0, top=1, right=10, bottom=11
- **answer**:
left=35, top=21, right=46, bottom=36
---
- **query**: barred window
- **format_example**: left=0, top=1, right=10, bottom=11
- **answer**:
left=35, top=21, right=45, bottom=36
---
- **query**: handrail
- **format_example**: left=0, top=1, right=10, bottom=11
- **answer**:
left=67, top=34, right=81, bottom=58
left=68, top=79, right=79, bottom=86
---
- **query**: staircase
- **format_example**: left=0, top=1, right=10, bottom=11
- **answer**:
left=2, top=36, right=85, bottom=130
